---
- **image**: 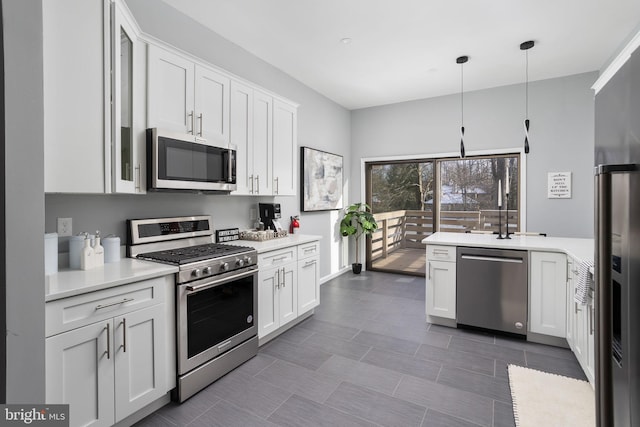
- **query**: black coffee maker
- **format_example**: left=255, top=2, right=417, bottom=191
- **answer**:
left=259, top=203, right=281, bottom=230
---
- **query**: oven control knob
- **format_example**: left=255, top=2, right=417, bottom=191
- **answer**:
left=220, top=262, right=230, bottom=272
left=203, top=266, right=212, bottom=275
left=236, top=258, right=245, bottom=267
left=244, top=256, right=253, bottom=265
left=191, top=268, right=202, bottom=278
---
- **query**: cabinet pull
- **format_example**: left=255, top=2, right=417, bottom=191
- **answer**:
left=135, top=165, right=141, bottom=191
left=105, top=323, right=111, bottom=360
left=249, top=175, right=254, bottom=194
left=433, top=249, right=449, bottom=255
left=575, top=302, right=582, bottom=314
left=272, top=255, right=288, bottom=262
left=304, top=260, right=316, bottom=267
left=95, top=298, right=134, bottom=311
left=303, top=247, right=315, bottom=254
left=187, top=110, right=194, bottom=134
left=255, top=175, right=260, bottom=194
left=121, top=318, right=127, bottom=353
left=281, top=268, right=285, bottom=287
left=590, top=305, right=595, bottom=335
left=428, top=262, right=431, bottom=279
left=274, top=177, right=279, bottom=194
left=198, top=113, right=203, bottom=136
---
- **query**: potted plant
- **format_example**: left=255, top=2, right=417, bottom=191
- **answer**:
left=340, top=202, right=378, bottom=274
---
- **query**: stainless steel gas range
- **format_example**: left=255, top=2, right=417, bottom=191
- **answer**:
left=127, top=215, right=258, bottom=402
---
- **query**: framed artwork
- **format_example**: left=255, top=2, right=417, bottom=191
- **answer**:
left=301, top=146, right=344, bottom=212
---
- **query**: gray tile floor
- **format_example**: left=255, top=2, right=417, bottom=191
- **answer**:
left=135, top=271, right=587, bottom=427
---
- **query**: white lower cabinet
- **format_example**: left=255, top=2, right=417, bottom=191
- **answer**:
left=46, top=277, right=172, bottom=427
left=529, top=251, right=567, bottom=338
left=258, top=260, right=297, bottom=337
left=567, top=255, right=595, bottom=384
left=426, top=245, right=456, bottom=320
left=257, top=239, right=320, bottom=340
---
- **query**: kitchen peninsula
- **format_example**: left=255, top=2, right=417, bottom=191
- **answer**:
left=423, top=231, right=596, bottom=384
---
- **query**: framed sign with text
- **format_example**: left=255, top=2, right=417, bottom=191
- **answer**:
left=548, top=172, right=572, bottom=198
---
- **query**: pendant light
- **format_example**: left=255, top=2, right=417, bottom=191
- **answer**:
left=520, top=40, right=534, bottom=154
left=457, top=55, right=469, bottom=158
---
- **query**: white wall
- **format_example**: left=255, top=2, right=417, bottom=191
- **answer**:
left=4, top=0, right=46, bottom=402
left=44, top=0, right=352, bottom=280
left=351, top=72, right=597, bottom=238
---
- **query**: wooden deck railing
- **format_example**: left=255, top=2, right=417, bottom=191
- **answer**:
left=371, top=209, right=519, bottom=261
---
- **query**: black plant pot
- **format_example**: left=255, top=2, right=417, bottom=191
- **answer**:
left=352, top=263, right=362, bottom=274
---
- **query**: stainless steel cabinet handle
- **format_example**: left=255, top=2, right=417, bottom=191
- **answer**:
left=460, top=254, right=523, bottom=263
left=427, top=262, right=431, bottom=279
left=575, top=302, right=582, bottom=314
left=304, top=260, right=316, bottom=267
left=274, top=177, right=279, bottom=194
left=255, top=175, right=260, bottom=194
left=433, top=249, right=449, bottom=255
left=281, top=268, right=286, bottom=287
left=188, top=111, right=194, bottom=134
left=303, top=248, right=315, bottom=253
left=275, top=269, right=280, bottom=289
left=95, top=298, right=134, bottom=311
left=105, top=323, right=111, bottom=360
left=272, top=255, right=288, bottom=262
left=121, top=318, right=127, bottom=353
left=135, top=165, right=141, bottom=191
left=198, top=113, right=203, bottom=136
left=249, top=175, right=254, bottom=194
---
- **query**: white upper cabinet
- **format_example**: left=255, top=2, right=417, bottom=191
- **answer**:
left=43, top=0, right=109, bottom=193
left=147, top=46, right=195, bottom=135
left=252, top=90, right=274, bottom=195
left=194, top=66, right=231, bottom=145
left=273, top=99, right=298, bottom=196
left=148, top=45, right=230, bottom=147
left=111, top=0, right=146, bottom=194
left=230, top=81, right=254, bottom=194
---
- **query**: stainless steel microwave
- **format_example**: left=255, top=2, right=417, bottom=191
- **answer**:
left=146, top=128, right=237, bottom=192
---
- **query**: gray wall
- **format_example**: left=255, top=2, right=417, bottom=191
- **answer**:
left=4, top=0, right=46, bottom=402
left=351, top=72, right=597, bottom=238
left=45, top=0, right=352, bottom=280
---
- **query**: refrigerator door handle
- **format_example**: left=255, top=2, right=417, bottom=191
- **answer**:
left=595, top=171, right=614, bottom=427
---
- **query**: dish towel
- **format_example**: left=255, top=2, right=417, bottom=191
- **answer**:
left=574, top=259, right=594, bottom=305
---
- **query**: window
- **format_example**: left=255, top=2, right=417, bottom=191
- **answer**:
left=435, top=155, right=519, bottom=233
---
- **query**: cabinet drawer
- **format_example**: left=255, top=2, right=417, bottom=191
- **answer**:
left=258, top=247, right=296, bottom=267
left=46, top=277, right=167, bottom=337
left=426, top=245, right=456, bottom=262
left=298, top=241, right=320, bottom=260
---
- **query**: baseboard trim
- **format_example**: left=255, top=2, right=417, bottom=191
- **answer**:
left=320, top=267, right=351, bottom=285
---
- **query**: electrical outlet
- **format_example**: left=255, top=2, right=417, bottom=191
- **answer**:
left=57, top=218, right=72, bottom=237
left=249, top=208, right=257, bottom=221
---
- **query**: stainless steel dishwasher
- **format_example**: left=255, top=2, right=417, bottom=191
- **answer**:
left=456, top=246, right=528, bottom=336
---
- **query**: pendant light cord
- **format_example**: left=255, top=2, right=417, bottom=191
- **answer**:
left=525, top=49, right=529, bottom=119
left=461, top=63, right=464, bottom=126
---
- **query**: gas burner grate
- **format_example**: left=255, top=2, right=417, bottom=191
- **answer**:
left=137, top=243, right=254, bottom=265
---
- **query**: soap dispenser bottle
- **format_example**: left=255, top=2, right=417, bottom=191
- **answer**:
left=80, top=237, right=94, bottom=270
left=93, top=230, right=104, bottom=267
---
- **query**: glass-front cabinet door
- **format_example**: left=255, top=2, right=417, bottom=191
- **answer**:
left=112, top=1, right=142, bottom=193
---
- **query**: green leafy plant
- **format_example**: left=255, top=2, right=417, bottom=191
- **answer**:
left=340, top=203, right=378, bottom=267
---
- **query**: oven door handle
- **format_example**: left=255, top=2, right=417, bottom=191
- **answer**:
left=185, top=268, right=257, bottom=293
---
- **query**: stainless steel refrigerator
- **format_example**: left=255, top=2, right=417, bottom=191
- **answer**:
left=594, top=46, right=640, bottom=427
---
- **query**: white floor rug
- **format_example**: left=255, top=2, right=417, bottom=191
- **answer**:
left=508, top=365, right=595, bottom=427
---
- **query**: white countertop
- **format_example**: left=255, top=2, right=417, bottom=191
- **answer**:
left=46, top=259, right=178, bottom=302
left=423, top=232, right=594, bottom=264
left=226, top=234, right=322, bottom=253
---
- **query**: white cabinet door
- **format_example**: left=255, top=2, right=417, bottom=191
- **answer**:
left=46, top=321, right=114, bottom=427
left=258, top=266, right=279, bottom=337
left=278, top=264, right=298, bottom=327
left=114, top=305, right=167, bottom=422
left=43, top=0, right=108, bottom=193
left=252, top=90, right=273, bottom=195
left=566, top=258, right=576, bottom=350
left=147, top=45, right=195, bottom=134
left=194, top=66, right=230, bottom=146
left=272, top=99, right=297, bottom=196
left=230, top=81, right=254, bottom=195
left=298, top=255, right=320, bottom=315
left=529, top=251, right=567, bottom=338
left=573, top=301, right=588, bottom=366
left=426, top=260, right=456, bottom=320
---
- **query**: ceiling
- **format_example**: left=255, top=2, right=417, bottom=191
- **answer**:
left=160, top=0, right=640, bottom=110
